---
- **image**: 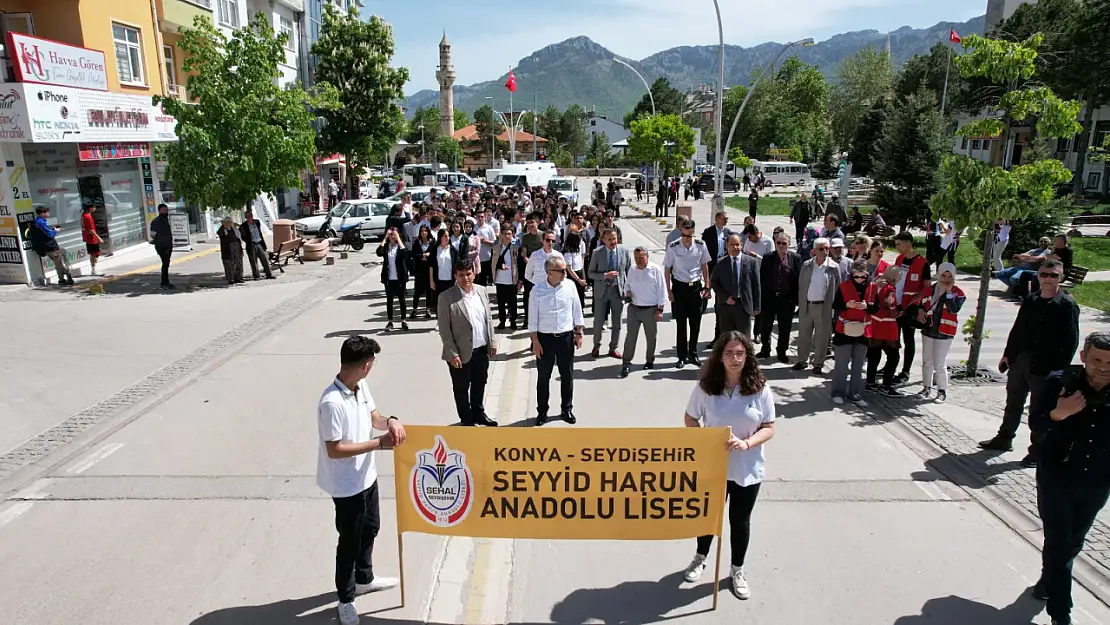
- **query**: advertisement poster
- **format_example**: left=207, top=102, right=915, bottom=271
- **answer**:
left=394, top=426, right=729, bottom=540
left=169, top=212, right=191, bottom=249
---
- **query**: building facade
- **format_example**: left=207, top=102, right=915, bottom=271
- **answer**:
left=0, top=0, right=178, bottom=285
left=985, top=0, right=1037, bottom=30
left=584, top=112, right=630, bottom=155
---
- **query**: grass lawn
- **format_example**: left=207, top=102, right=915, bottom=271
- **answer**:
left=724, top=195, right=795, bottom=216
left=1071, top=237, right=1110, bottom=271
left=1071, top=282, right=1110, bottom=312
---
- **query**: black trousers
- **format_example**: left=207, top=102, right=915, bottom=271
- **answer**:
left=385, top=280, right=407, bottom=321
left=494, top=283, right=518, bottom=324
left=479, top=259, right=493, bottom=286
left=1037, top=467, right=1110, bottom=622
left=697, top=481, right=761, bottom=567
left=449, top=346, right=490, bottom=424
left=536, top=331, right=575, bottom=416
left=573, top=279, right=587, bottom=311
left=716, top=301, right=751, bottom=338
left=998, top=351, right=1047, bottom=456
left=760, top=295, right=795, bottom=356
left=866, top=341, right=900, bottom=387
left=246, top=241, right=272, bottom=279
left=898, top=317, right=917, bottom=374
left=332, top=483, right=381, bottom=604
left=672, top=280, right=703, bottom=361
left=156, top=245, right=173, bottom=285
left=522, top=280, right=534, bottom=322
left=431, top=278, right=453, bottom=315
left=794, top=222, right=808, bottom=250
left=412, top=270, right=431, bottom=313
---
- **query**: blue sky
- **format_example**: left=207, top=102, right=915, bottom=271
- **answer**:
left=363, top=0, right=986, bottom=94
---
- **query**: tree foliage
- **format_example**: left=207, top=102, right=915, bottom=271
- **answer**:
left=723, top=56, right=829, bottom=163
left=471, top=104, right=508, bottom=162
left=896, top=42, right=968, bottom=111
left=311, top=5, right=407, bottom=172
left=154, top=14, right=333, bottom=211
left=628, top=114, right=696, bottom=176
left=812, top=138, right=838, bottom=180
left=830, top=45, right=894, bottom=151
left=872, top=90, right=946, bottom=229
left=584, top=132, right=612, bottom=168
left=430, top=136, right=464, bottom=169
left=623, top=77, right=688, bottom=127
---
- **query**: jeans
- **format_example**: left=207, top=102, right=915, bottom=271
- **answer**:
left=385, top=280, right=407, bottom=321
left=832, top=342, right=868, bottom=397
left=760, top=296, right=796, bottom=356
left=867, top=341, right=900, bottom=387
left=672, top=280, right=704, bottom=360
left=920, top=335, right=954, bottom=391
left=449, top=346, right=489, bottom=424
left=592, top=284, right=624, bottom=351
left=623, top=305, right=659, bottom=366
left=998, top=351, right=1047, bottom=457
left=494, top=283, right=518, bottom=324
left=156, top=245, right=173, bottom=285
left=332, top=483, right=381, bottom=604
left=1037, top=467, right=1110, bottom=622
left=997, top=266, right=1034, bottom=287
left=536, top=331, right=575, bottom=415
left=697, top=481, right=761, bottom=567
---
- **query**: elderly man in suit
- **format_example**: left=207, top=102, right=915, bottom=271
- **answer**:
left=758, top=232, right=803, bottom=362
left=587, top=228, right=632, bottom=359
left=701, top=210, right=732, bottom=343
left=710, top=233, right=761, bottom=338
left=239, top=208, right=275, bottom=280
left=437, top=261, right=498, bottom=427
left=794, top=237, right=842, bottom=374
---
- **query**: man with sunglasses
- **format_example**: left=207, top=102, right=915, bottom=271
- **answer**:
left=980, top=259, right=1080, bottom=468
left=758, top=234, right=802, bottom=362
left=523, top=230, right=562, bottom=325
left=664, top=219, right=712, bottom=368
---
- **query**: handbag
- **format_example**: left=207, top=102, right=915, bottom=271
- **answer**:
left=842, top=321, right=867, bottom=337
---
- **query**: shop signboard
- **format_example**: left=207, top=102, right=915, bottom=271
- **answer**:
left=0, top=83, right=176, bottom=143
left=0, top=87, right=30, bottom=141
left=79, top=142, right=151, bottom=161
left=0, top=158, right=34, bottom=284
left=6, top=33, right=109, bottom=92
left=169, top=212, right=191, bottom=249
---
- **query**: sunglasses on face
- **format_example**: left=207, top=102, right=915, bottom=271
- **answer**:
left=1039, top=272, right=1061, bottom=279
left=852, top=274, right=868, bottom=281
left=776, top=241, right=788, bottom=246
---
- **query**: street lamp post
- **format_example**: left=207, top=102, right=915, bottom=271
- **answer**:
left=712, top=0, right=725, bottom=211
left=612, top=57, right=659, bottom=183
left=485, top=96, right=495, bottom=169
left=419, top=124, right=425, bottom=161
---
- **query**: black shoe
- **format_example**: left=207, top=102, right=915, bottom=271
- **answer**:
left=978, top=437, right=1013, bottom=452
left=561, top=411, right=577, bottom=425
left=777, top=354, right=789, bottom=364
left=880, top=386, right=904, bottom=397
left=1021, top=453, right=1039, bottom=468
left=401, top=321, right=409, bottom=331
left=688, top=355, right=702, bottom=366
left=865, top=382, right=879, bottom=392
left=792, top=362, right=807, bottom=371
left=1052, top=619, right=1071, bottom=625
left=676, top=359, right=686, bottom=369
left=510, top=320, right=518, bottom=330
left=385, top=322, right=394, bottom=332
left=1032, top=579, right=1049, bottom=601
left=497, top=322, right=507, bottom=330
left=474, top=416, right=499, bottom=427
left=893, top=372, right=910, bottom=385
left=161, top=283, right=176, bottom=290
left=757, top=350, right=771, bottom=359
left=620, top=366, right=630, bottom=378
left=535, top=413, right=549, bottom=426
left=265, top=275, right=276, bottom=280
left=425, top=311, right=432, bottom=319
left=644, top=361, right=654, bottom=370
left=460, top=420, right=476, bottom=427
left=811, top=365, right=823, bottom=375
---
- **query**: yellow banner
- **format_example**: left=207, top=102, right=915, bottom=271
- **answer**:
left=393, top=426, right=730, bottom=540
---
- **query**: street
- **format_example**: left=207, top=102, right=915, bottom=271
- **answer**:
left=2, top=189, right=1110, bottom=624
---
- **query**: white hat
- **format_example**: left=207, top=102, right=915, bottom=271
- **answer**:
left=831, top=238, right=845, bottom=248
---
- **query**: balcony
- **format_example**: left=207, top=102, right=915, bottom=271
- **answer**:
left=274, top=0, right=305, bottom=11
left=160, top=0, right=213, bottom=33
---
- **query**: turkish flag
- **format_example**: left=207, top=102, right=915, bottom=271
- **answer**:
left=505, top=69, right=517, bottom=93
left=949, top=29, right=962, bottom=44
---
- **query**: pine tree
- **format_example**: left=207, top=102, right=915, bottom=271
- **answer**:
left=872, top=90, right=945, bottom=229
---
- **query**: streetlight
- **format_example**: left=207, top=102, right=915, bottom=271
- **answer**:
left=418, top=124, right=425, bottom=161
left=485, top=96, right=495, bottom=168
left=612, top=58, right=659, bottom=183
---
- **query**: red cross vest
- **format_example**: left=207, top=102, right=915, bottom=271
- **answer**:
left=919, top=283, right=964, bottom=338
left=870, top=283, right=900, bottom=341
left=835, top=281, right=876, bottom=338
left=895, top=253, right=929, bottom=309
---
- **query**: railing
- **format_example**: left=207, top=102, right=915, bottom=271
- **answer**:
left=164, top=84, right=185, bottom=99
left=180, top=0, right=213, bottom=9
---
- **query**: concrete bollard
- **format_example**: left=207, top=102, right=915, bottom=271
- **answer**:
left=340, top=251, right=349, bottom=260
left=325, top=256, right=335, bottom=265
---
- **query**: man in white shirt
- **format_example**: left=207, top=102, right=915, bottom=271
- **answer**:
left=664, top=219, right=712, bottom=368
left=528, top=255, right=585, bottom=426
left=742, top=224, right=774, bottom=259
left=524, top=231, right=563, bottom=313
left=437, top=262, right=499, bottom=426
left=794, top=238, right=841, bottom=373
left=317, top=336, right=407, bottom=625
left=621, top=246, right=668, bottom=377
left=477, top=210, right=498, bottom=285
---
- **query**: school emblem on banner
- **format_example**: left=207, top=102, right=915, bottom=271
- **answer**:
left=410, top=435, right=473, bottom=527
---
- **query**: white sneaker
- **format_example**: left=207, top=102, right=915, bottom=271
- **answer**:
left=731, top=566, right=751, bottom=600
left=832, top=396, right=845, bottom=406
left=337, top=602, right=359, bottom=625
left=683, top=554, right=707, bottom=582
left=355, top=577, right=398, bottom=595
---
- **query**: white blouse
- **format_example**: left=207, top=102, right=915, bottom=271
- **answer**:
left=686, top=384, right=775, bottom=486
left=437, top=246, right=453, bottom=281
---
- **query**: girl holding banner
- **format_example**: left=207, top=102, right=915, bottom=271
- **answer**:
left=681, top=330, right=776, bottom=600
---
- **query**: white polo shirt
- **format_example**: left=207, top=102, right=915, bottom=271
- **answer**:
left=317, top=378, right=378, bottom=498
left=686, top=384, right=775, bottom=486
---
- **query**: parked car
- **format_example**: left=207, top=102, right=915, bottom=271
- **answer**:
left=436, top=172, right=487, bottom=190
left=385, top=186, right=447, bottom=204
left=614, top=173, right=644, bottom=189
left=695, top=174, right=739, bottom=192
left=294, top=199, right=396, bottom=240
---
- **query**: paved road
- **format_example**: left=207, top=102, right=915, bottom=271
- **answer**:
left=1, top=199, right=1109, bottom=623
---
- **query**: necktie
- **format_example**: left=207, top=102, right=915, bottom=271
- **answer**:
left=735, top=256, right=742, bottom=292
left=607, top=249, right=617, bottom=286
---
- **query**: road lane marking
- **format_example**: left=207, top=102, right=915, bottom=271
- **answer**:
left=68, top=443, right=125, bottom=474
left=0, top=502, right=33, bottom=529
left=75, top=247, right=218, bottom=292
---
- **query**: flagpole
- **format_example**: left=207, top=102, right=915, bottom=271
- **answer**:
left=533, top=85, right=538, bottom=161
left=940, top=44, right=952, bottom=117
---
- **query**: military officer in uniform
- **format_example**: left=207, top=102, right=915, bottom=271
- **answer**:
left=664, top=219, right=712, bottom=368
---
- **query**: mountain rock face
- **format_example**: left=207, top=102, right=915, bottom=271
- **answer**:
left=403, top=16, right=984, bottom=120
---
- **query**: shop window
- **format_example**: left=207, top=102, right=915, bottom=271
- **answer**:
left=113, top=23, right=144, bottom=85
left=217, top=0, right=241, bottom=28
left=281, top=17, right=295, bottom=52
left=972, top=139, right=982, bottom=151
left=960, top=137, right=968, bottom=150
left=1088, top=172, right=1103, bottom=189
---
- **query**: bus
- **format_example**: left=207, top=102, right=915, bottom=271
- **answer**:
left=752, top=161, right=812, bottom=188
left=402, top=163, right=448, bottom=186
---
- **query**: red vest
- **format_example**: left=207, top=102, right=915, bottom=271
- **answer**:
left=870, top=283, right=900, bottom=341
left=895, top=253, right=928, bottom=308
left=919, top=283, right=964, bottom=338
left=835, top=281, right=875, bottom=338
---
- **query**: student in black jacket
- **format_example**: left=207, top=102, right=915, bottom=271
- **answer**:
left=376, top=227, right=410, bottom=331
left=410, top=225, right=435, bottom=319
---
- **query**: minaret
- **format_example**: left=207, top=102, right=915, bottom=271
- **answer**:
left=437, top=31, right=456, bottom=138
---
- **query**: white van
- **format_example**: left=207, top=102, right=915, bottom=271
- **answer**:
left=547, top=176, right=580, bottom=205
left=402, top=163, right=448, bottom=186
left=753, top=161, right=812, bottom=188
left=493, top=162, right=558, bottom=188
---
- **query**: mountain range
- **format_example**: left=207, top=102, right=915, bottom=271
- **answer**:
left=403, top=15, right=985, bottom=121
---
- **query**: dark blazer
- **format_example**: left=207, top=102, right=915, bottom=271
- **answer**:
left=150, top=214, right=172, bottom=249
left=701, top=225, right=732, bottom=271
left=217, top=226, right=243, bottom=259
left=759, top=250, right=803, bottom=302
left=711, top=253, right=762, bottom=315
left=411, top=237, right=435, bottom=281
left=239, top=219, right=267, bottom=250
left=429, top=244, right=459, bottom=282
left=376, top=242, right=410, bottom=283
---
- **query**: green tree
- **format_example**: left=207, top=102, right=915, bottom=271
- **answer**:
left=586, top=132, right=612, bottom=168
left=558, top=105, right=589, bottom=158
left=628, top=114, right=696, bottom=176
left=623, top=77, right=688, bottom=127
left=847, top=100, right=889, bottom=178
left=430, top=136, right=464, bottom=170
left=473, top=104, right=507, bottom=163
left=312, top=5, right=407, bottom=173
left=872, top=90, right=946, bottom=229
left=812, top=138, right=838, bottom=180
left=538, top=105, right=563, bottom=143
left=727, top=149, right=753, bottom=172
left=724, top=57, right=829, bottom=163
left=896, top=42, right=966, bottom=109
left=829, top=45, right=894, bottom=152
left=454, top=109, right=469, bottom=130
left=406, top=106, right=441, bottom=144
left=154, top=14, right=332, bottom=212
left=929, top=33, right=1082, bottom=373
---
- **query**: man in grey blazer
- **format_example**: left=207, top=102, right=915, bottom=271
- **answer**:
left=794, top=237, right=842, bottom=373
left=437, top=261, right=498, bottom=426
left=587, top=228, right=632, bottom=358
left=710, top=233, right=761, bottom=337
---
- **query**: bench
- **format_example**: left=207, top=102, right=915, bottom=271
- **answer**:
left=860, top=214, right=895, bottom=238
left=1062, top=264, right=1088, bottom=290
left=268, top=237, right=305, bottom=273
